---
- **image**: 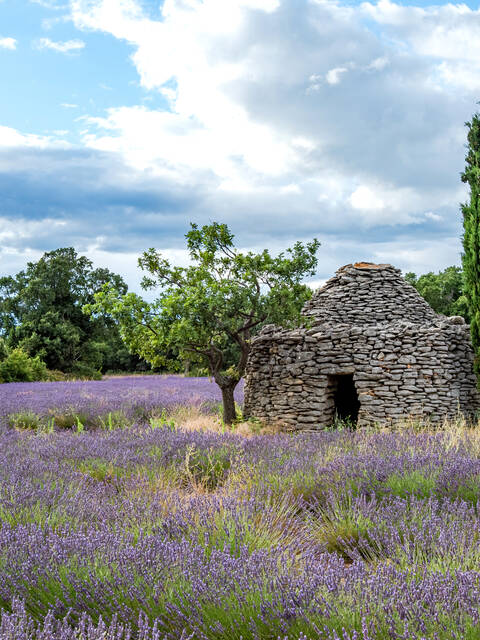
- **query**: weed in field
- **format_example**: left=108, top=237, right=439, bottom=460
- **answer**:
left=182, top=444, right=234, bottom=491
left=307, top=493, right=385, bottom=562
left=76, top=459, right=126, bottom=485
left=95, top=410, right=131, bottom=431
left=49, top=408, right=91, bottom=430
left=149, top=409, right=176, bottom=431
left=41, top=416, right=56, bottom=434
left=7, top=410, right=43, bottom=430
left=383, top=469, right=437, bottom=500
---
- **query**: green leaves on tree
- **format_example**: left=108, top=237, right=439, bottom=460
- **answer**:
left=405, top=267, right=469, bottom=321
left=85, top=222, right=320, bottom=423
left=461, top=111, right=480, bottom=379
left=0, top=247, right=139, bottom=376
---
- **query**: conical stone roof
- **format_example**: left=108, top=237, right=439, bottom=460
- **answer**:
left=302, top=262, right=439, bottom=326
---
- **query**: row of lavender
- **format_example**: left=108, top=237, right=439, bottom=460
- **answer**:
left=1, top=379, right=480, bottom=639
left=0, top=376, right=244, bottom=430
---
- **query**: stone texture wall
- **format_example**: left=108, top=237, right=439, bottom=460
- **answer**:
left=244, top=263, right=480, bottom=428
left=302, top=263, right=437, bottom=325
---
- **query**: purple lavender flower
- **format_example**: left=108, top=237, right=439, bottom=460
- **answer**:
left=1, top=383, right=480, bottom=638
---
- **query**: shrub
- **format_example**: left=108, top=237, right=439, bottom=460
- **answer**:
left=150, top=409, right=177, bottom=431
left=45, top=370, right=70, bottom=382
left=46, top=369, right=101, bottom=382
left=76, top=459, right=126, bottom=485
left=308, top=494, right=384, bottom=563
left=45, top=409, right=131, bottom=432
left=0, top=337, right=8, bottom=361
left=49, top=409, right=91, bottom=430
left=133, top=404, right=171, bottom=424
left=95, top=411, right=132, bottom=431
left=70, top=362, right=102, bottom=381
left=7, top=410, right=43, bottom=430
left=384, top=470, right=437, bottom=500
left=0, top=348, right=48, bottom=383
left=183, top=444, right=233, bottom=491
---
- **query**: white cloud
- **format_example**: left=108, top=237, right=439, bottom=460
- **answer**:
left=0, top=121, right=465, bottom=289
left=367, top=56, right=389, bottom=71
left=349, top=186, right=385, bottom=211
left=424, top=211, right=442, bottom=222
left=70, top=0, right=474, bottom=209
left=0, top=217, right=67, bottom=245
left=370, top=236, right=462, bottom=276
left=306, top=74, right=322, bottom=92
left=0, top=37, right=17, bottom=50
left=82, top=95, right=294, bottom=182
left=347, top=182, right=449, bottom=226
left=61, top=103, right=79, bottom=108
left=437, top=61, right=480, bottom=92
left=72, top=0, right=298, bottom=182
left=0, top=247, right=45, bottom=280
left=361, top=0, right=480, bottom=90
left=36, top=38, right=85, bottom=53
left=85, top=245, right=193, bottom=295
left=0, top=125, right=63, bottom=149
left=281, top=183, right=301, bottom=194
left=326, top=66, right=348, bottom=85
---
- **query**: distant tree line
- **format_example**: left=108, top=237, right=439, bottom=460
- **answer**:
left=405, top=266, right=470, bottom=321
left=0, top=248, right=146, bottom=381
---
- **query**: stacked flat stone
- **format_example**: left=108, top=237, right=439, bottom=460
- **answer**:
left=302, top=263, right=438, bottom=325
left=244, top=262, right=480, bottom=429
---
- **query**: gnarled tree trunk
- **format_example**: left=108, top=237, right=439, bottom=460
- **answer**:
left=220, top=383, right=238, bottom=425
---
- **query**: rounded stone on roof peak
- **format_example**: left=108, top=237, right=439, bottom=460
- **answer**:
left=337, top=262, right=396, bottom=274
left=353, top=262, right=392, bottom=270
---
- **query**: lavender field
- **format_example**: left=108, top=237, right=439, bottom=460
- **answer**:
left=0, top=375, right=244, bottom=431
left=2, top=377, right=480, bottom=639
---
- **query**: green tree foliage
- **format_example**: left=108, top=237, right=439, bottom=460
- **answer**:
left=405, top=266, right=470, bottom=321
left=85, top=223, right=320, bottom=423
left=461, top=111, right=480, bottom=375
left=0, top=347, right=47, bottom=383
left=0, top=337, right=8, bottom=361
left=0, top=248, right=140, bottom=375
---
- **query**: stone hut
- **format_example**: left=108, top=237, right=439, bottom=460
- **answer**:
left=244, top=262, right=480, bottom=428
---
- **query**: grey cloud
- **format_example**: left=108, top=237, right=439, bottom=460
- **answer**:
left=0, top=147, right=201, bottom=245
left=0, top=142, right=464, bottom=284
left=211, top=0, right=474, bottom=194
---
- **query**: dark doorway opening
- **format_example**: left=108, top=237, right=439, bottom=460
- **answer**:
left=330, top=374, right=360, bottom=427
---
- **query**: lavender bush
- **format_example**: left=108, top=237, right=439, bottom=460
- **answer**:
left=1, top=377, right=480, bottom=638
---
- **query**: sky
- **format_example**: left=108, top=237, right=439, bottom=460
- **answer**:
left=0, top=0, right=479, bottom=292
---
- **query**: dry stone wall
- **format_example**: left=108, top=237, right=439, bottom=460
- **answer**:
left=302, top=263, right=438, bottom=325
left=244, top=263, right=480, bottom=428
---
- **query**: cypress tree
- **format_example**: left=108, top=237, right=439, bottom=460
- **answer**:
left=461, top=111, right=480, bottom=378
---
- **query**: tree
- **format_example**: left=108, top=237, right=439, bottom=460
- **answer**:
left=85, top=223, right=320, bottom=423
left=461, top=111, right=480, bottom=375
left=0, top=346, right=47, bottom=383
left=0, top=248, right=138, bottom=374
left=405, top=266, right=470, bottom=320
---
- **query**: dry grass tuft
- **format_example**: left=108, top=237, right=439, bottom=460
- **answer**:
left=165, top=405, right=480, bottom=444
left=166, top=406, right=282, bottom=437
left=173, top=410, right=224, bottom=433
